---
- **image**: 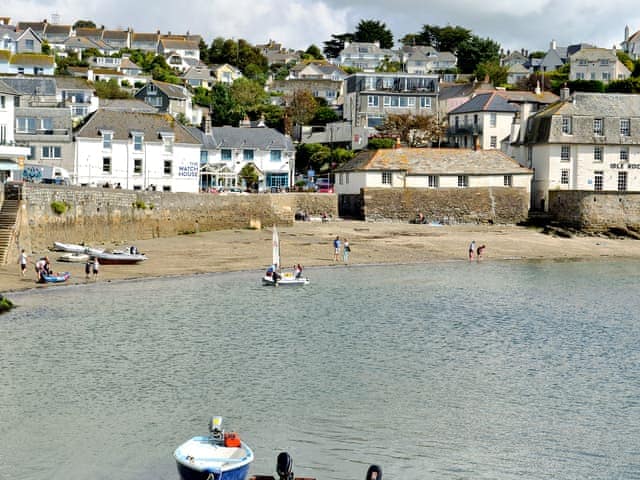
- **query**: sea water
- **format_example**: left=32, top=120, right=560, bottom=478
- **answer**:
left=1, top=260, right=639, bottom=480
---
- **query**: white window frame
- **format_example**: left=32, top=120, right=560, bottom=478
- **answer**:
left=594, top=146, right=603, bottom=163
left=102, top=131, right=113, bottom=150
left=381, top=171, right=392, bottom=185
left=367, top=95, right=379, bottom=107
left=504, top=175, right=512, bottom=187
left=593, top=118, right=603, bottom=136
left=620, top=118, right=630, bottom=136
left=618, top=171, right=628, bottom=191
left=420, top=97, right=431, bottom=108
left=41, top=146, right=61, bottom=159
left=428, top=175, right=439, bottom=188
left=490, top=136, right=497, bottom=148
left=594, top=171, right=603, bottom=191
left=103, top=157, right=111, bottom=173
left=561, top=145, right=570, bottom=162
left=490, top=112, right=497, bottom=128
left=560, top=168, right=569, bottom=185
left=562, top=116, right=572, bottom=134
left=620, top=147, right=629, bottom=162
left=457, top=175, right=469, bottom=188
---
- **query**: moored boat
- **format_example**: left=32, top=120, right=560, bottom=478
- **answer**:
left=93, top=251, right=147, bottom=265
left=39, top=272, right=70, bottom=283
left=53, top=241, right=104, bottom=256
left=174, top=416, right=253, bottom=480
left=58, top=252, right=90, bottom=263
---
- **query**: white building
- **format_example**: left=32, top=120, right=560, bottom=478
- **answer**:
left=74, top=109, right=202, bottom=192
left=335, top=147, right=532, bottom=195
left=569, top=47, right=630, bottom=83
left=523, top=91, right=640, bottom=210
left=0, top=80, right=31, bottom=181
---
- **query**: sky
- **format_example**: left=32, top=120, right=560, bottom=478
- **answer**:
left=4, top=0, right=640, bottom=55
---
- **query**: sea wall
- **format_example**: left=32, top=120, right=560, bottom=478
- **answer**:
left=359, top=187, right=530, bottom=224
left=549, top=190, right=640, bottom=230
left=14, top=184, right=337, bottom=253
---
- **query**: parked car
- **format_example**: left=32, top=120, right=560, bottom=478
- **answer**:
left=315, top=178, right=334, bottom=193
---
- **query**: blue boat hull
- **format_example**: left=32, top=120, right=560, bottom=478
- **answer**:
left=176, top=461, right=251, bottom=480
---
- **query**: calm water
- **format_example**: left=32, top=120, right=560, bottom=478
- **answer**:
left=1, top=260, right=639, bottom=480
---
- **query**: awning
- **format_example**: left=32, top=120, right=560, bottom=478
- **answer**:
left=0, top=160, right=20, bottom=170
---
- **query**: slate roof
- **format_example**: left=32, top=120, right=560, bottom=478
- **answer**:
left=76, top=109, right=201, bottom=144
left=438, top=82, right=477, bottom=101
left=75, top=27, right=103, bottom=39
left=44, top=24, right=72, bottom=35
left=131, top=32, right=159, bottom=42
left=54, top=77, right=93, bottom=90
left=188, top=125, right=294, bottom=150
left=10, top=54, right=54, bottom=66
left=570, top=47, right=617, bottom=60
left=537, top=92, right=640, bottom=118
left=449, top=92, right=519, bottom=114
left=1, top=76, right=56, bottom=95
left=149, top=80, right=189, bottom=99
left=496, top=90, right=559, bottom=104
left=160, top=38, right=199, bottom=50
left=0, top=78, right=18, bottom=95
left=64, top=36, right=106, bottom=50
left=103, top=30, right=128, bottom=41
left=99, top=99, right=158, bottom=113
left=182, top=66, right=213, bottom=80
left=337, top=148, right=532, bottom=175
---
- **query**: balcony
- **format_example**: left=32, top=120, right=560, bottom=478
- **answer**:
left=447, top=125, right=482, bottom=136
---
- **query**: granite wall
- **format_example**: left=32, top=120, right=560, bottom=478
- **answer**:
left=549, top=190, right=640, bottom=230
left=359, top=187, right=530, bottom=224
left=13, top=184, right=337, bottom=253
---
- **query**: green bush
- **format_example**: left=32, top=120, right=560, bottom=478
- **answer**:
left=368, top=137, right=396, bottom=149
left=51, top=200, right=70, bottom=215
left=133, top=199, right=147, bottom=209
left=0, top=296, right=15, bottom=313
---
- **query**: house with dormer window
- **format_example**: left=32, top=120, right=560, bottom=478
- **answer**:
left=130, top=32, right=159, bottom=53
left=335, top=41, right=399, bottom=72
left=74, top=108, right=202, bottom=191
left=135, top=79, right=202, bottom=125
left=569, top=48, right=630, bottom=83
left=189, top=117, right=295, bottom=191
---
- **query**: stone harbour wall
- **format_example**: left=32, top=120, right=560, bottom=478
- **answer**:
left=14, top=184, right=337, bottom=252
left=549, top=190, right=640, bottom=230
left=361, top=187, right=530, bottom=224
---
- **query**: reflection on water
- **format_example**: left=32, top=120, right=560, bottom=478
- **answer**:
left=1, top=260, right=640, bottom=480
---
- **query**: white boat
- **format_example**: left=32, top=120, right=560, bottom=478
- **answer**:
left=58, top=252, right=90, bottom=263
left=174, top=416, right=254, bottom=480
left=52, top=241, right=104, bottom=256
left=93, top=250, right=147, bottom=265
left=262, top=226, right=309, bottom=286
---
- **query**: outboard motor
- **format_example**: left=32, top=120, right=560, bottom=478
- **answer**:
left=276, top=451, right=294, bottom=480
left=366, top=464, right=382, bottom=480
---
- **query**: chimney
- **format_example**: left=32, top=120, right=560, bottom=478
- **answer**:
left=201, top=114, right=212, bottom=135
left=560, top=85, right=570, bottom=101
left=550, top=39, right=557, bottom=50
left=239, top=115, right=251, bottom=128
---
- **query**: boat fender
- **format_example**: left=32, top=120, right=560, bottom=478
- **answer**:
left=276, top=451, right=293, bottom=480
left=365, top=464, right=382, bottom=480
left=224, top=431, right=241, bottom=448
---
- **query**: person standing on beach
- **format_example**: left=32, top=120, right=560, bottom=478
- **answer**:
left=92, top=257, right=100, bottom=280
left=343, top=238, right=350, bottom=263
left=18, top=249, right=28, bottom=277
left=85, top=259, right=92, bottom=280
left=333, top=236, right=341, bottom=262
left=469, top=240, right=476, bottom=261
left=477, top=244, right=486, bottom=260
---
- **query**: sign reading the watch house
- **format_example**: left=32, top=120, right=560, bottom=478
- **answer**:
left=610, top=163, right=640, bottom=169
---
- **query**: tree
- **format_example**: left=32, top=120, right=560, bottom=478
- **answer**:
left=376, top=57, right=401, bottom=72
left=606, top=78, right=640, bottom=93
left=515, top=72, right=552, bottom=92
left=354, top=19, right=394, bottom=49
left=310, top=106, right=339, bottom=125
left=285, top=90, right=318, bottom=134
left=73, top=20, right=96, bottom=29
left=239, top=164, right=259, bottom=191
left=93, top=79, right=131, bottom=99
left=323, top=33, right=354, bottom=59
left=198, top=38, right=209, bottom=64
left=456, top=35, right=501, bottom=74
left=41, top=41, right=51, bottom=55
left=209, top=83, right=238, bottom=126
left=376, top=114, right=444, bottom=147
left=474, top=60, right=509, bottom=86
left=230, top=77, right=269, bottom=118
left=303, top=45, right=324, bottom=60
left=415, top=25, right=471, bottom=53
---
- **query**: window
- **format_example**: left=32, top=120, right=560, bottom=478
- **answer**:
left=618, top=171, right=628, bottom=191
left=560, top=168, right=569, bottom=185
left=0, top=124, right=5, bottom=144
left=490, top=112, right=497, bottom=127
left=620, top=118, right=630, bottom=136
left=382, top=171, right=392, bottom=185
left=594, top=171, right=603, bottom=191
left=162, top=134, right=174, bottom=154
left=102, top=131, right=113, bottom=150
left=221, top=149, right=232, bottom=161
left=600, top=59, right=609, bottom=66
left=16, top=117, right=36, bottom=133
left=593, top=118, right=603, bottom=135
left=561, top=145, right=570, bottom=162
left=594, top=146, right=603, bottom=162
left=103, top=157, right=111, bottom=173
left=602, top=72, right=610, bottom=82
left=490, top=136, right=497, bottom=148
left=428, top=175, right=439, bottom=188
left=345, top=172, right=350, bottom=184
left=133, top=134, right=143, bottom=152
left=25, top=39, right=34, bottom=50
left=620, top=147, right=629, bottom=162
left=367, top=95, right=379, bottom=107
left=576, top=72, right=585, bottom=80
left=41, top=146, right=61, bottom=159
left=457, top=175, right=469, bottom=187
left=0, top=96, right=5, bottom=109
left=504, top=175, right=513, bottom=187
left=243, top=149, right=254, bottom=161
left=200, top=150, right=208, bottom=164
left=41, top=118, right=53, bottom=131
left=164, top=160, right=172, bottom=175
left=270, top=150, right=281, bottom=162
left=420, top=97, right=431, bottom=108
left=134, top=158, right=143, bottom=174
left=561, top=116, right=572, bottom=134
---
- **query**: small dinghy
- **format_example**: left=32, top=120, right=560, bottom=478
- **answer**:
left=58, top=252, right=89, bottom=263
left=174, top=416, right=253, bottom=480
left=39, top=272, right=70, bottom=283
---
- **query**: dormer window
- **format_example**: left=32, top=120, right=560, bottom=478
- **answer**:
left=131, top=131, right=144, bottom=152
left=160, top=132, right=174, bottom=153
left=101, top=130, right=113, bottom=150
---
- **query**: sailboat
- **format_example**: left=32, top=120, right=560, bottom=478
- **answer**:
left=262, top=226, right=309, bottom=286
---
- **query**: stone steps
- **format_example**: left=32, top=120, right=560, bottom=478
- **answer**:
left=0, top=197, right=19, bottom=265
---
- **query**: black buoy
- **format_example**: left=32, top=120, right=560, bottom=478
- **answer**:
left=366, top=464, right=382, bottom=480
left=276, top=451, right=294, bottom=480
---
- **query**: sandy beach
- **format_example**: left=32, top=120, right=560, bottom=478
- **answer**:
left=1, top=220, right=639, bottom=294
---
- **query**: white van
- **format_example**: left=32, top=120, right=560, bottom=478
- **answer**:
left=18, top=164, right=71, bottom=185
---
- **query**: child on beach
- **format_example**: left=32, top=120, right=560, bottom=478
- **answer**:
left=18, top=249, right=28, bottom=277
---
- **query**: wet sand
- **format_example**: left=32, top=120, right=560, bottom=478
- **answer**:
left=2, top=220, right=639, bottom=294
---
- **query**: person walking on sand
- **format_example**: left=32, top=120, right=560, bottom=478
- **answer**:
left=468, top=240, right=476, bottom=261
left=85, top=258, right=92, bottom=280
left=333, top=236, right=341, bottom=262
left=343, top=238, right=350, bottom=264
left=477, top=244, right=486, bottom=260
left=92, top=257, right=100, bottom=280
left=18, top=249, right=28, bottom=277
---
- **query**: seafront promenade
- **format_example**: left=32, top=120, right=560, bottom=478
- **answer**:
left=1, top=220, right=640, bottom=294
